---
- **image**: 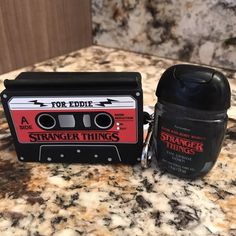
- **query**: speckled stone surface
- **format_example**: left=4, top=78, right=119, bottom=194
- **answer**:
left=0, top=46, right=236, bottom=235
left=92, top=0, right=236, bottom=70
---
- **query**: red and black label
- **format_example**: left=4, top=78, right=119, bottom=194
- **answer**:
left=160, top=129, right=204, bottom=155
left=155, top=114, right=226, bottom=177
left=8, top=96, right=138, bottom=144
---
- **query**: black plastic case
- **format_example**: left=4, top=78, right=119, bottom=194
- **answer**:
left=153, top=64, right=231, bottom=178
left=1, top=72, right=143, bottom=164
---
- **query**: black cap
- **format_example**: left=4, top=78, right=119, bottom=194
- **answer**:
left=156, top=64, right=231, bottom=111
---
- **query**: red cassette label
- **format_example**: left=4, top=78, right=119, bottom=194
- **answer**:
left=9, top=96, right=138, bottom=144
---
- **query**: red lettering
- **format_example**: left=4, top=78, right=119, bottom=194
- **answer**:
left=160, top=131, right=204, bottom=155
left=161, top=132, right=168, bottom=142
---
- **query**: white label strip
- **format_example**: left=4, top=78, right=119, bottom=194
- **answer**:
left=9, top=96, right=136, bottom=110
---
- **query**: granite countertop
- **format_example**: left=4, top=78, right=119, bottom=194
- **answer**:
left=0, top=46, right=236, bottom=236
